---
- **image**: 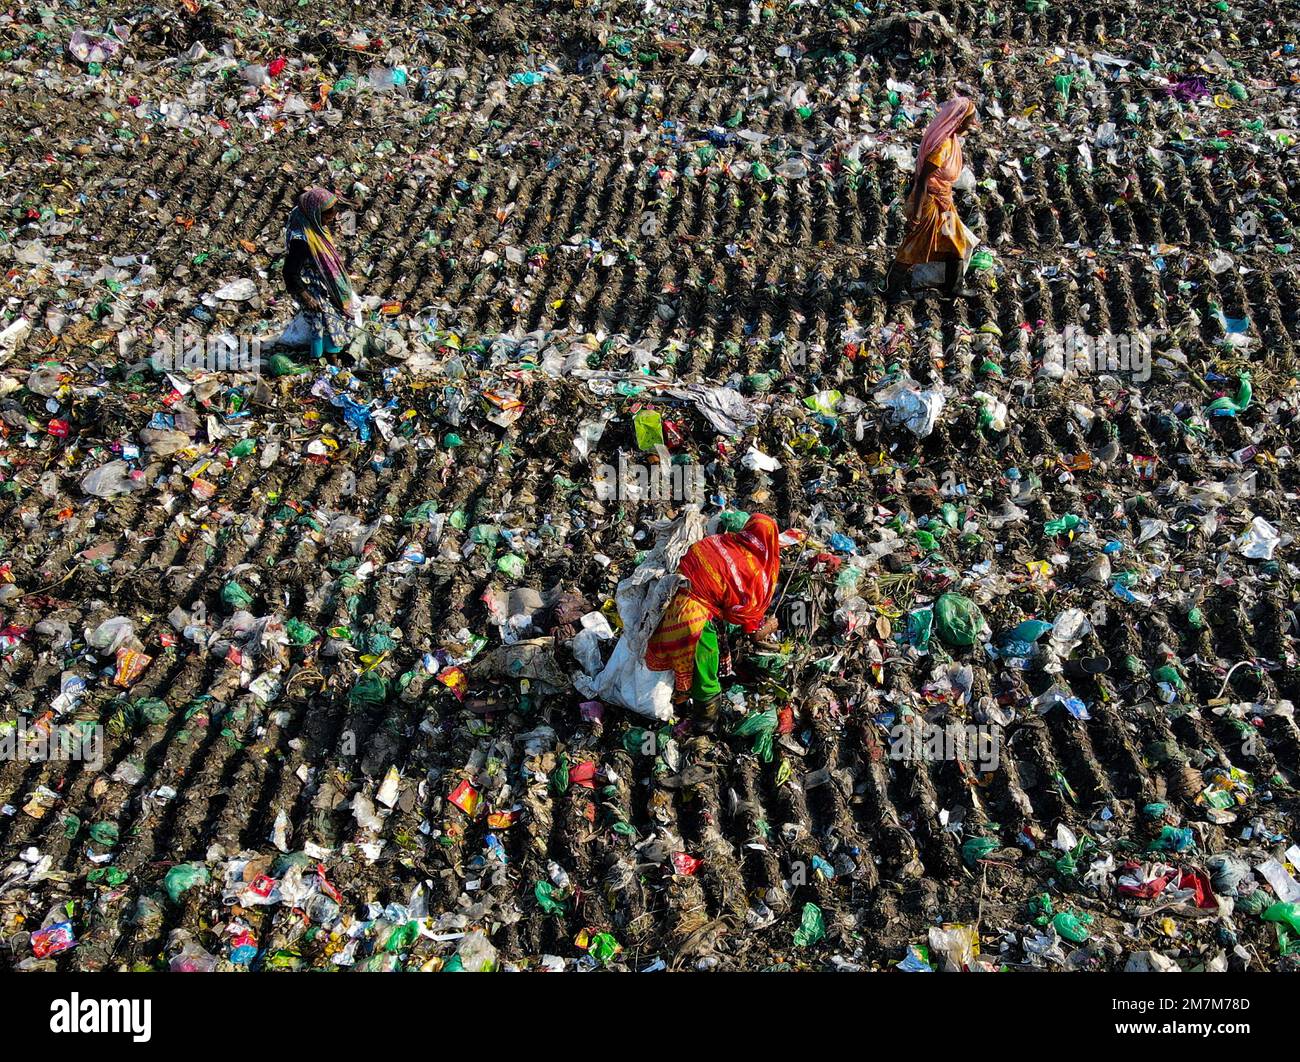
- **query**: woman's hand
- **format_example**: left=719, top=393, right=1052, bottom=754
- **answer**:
left=754, top=616, right=779, bottom=641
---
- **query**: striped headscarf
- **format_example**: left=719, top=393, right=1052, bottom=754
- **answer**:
left=288, top=187, right=355, bottom=314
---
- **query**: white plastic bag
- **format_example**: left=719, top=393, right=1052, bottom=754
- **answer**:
left=578, top=507, right=706, bottom=720
left=874, top=374, right=946, bottom=438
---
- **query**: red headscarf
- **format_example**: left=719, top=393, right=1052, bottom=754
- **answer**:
left=646, top=514, right=782, bottom=690
left=680, top=513, right=781, bottom=632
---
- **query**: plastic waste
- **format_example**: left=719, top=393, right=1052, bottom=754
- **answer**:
left=933, top=594, right=985, bottom=647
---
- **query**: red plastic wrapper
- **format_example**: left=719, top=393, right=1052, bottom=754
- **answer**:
left=671, top=852, right=702, bottom=876
left=449, top=779, right=481, bottom=816
left=315, top=864, right=343, bottom=904
left=249, top=874, right=277, bottom=898
left=437, top=666, right=467, bottom=701
left=811, top=551, right=842, bottom=572
left=1176, top=868, right=1220, bottom=909
left=31, top=921, right=76, bottom=958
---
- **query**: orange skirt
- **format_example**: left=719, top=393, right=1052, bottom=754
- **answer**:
left=896, top=192, right=977, bottom=265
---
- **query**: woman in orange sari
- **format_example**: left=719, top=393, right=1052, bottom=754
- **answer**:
left=884, top=96, right=980, bottom=300
left=645, top=514, right=781, bottom=728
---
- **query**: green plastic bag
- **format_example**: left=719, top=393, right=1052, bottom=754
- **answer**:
left=535, top=881, right=567, bottom=915
left=349, top=672, right=388, bottom=705
left=384, top=920, right=420, bottom=954
left=269, top=353, right=309, bottom=377
left=164, top=862, right=210, bottom=903
left=1151, top=665, right=1185, bottom=692
left=1043, top=513, right=1082, bottom=535
left=133, top=697, right=171, bottom=725
left=1053, top=910, right=1091, bottom=943
left=905, top=608, right=934, bottom=650
left=551, top=751, right=570, bottom=796
left=717, top=510, right=750, bottom=532
left=588, top=932, right=621, bottom=964
left=633, top=409, right=664, bottom=451
left=623, top=727, right=656, bottom=757
left=933, top=593, right=985, bottom=647
left=285, top=618, right=319, bottom=646
left=89, top=821, right=119, bottom=847
left=497, top=554, right=526, bottom=579
left=1236, top=889, right=1271, bottom=917
left=362, top=625, right=396, bottom=654
left=1262, top=902, right=1300, bottom=934
left=803, top=390, right=842, bottom=417
left=733, top=708, right=778, bottom=762
left=793, top=902, right=826, bottom=947
left=1205, top=372, right=1252, bottom=417
left=962, top=836, right=998, bottom=867
left=221, top=581, right=253, bottom=609
left=403, top=500, right=438, bottom=525
left=1028, top=893, right=1054, bottom=925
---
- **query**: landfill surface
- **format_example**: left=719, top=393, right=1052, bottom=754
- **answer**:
left=2, top=1, right=1300, bottom=973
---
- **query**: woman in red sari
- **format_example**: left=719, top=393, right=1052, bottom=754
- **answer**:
left=645, top=514, right=781, bottom=727
left=884, top=96, right=980, bottom=300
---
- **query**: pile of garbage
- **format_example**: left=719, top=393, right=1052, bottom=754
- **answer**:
left=1, top=0, right=1299, bottom=972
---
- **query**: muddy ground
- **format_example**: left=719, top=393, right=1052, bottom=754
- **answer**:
left=1, top=1, right=1299, bottom=971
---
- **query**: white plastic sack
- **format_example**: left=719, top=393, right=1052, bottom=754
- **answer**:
left=0, top=316, right=31, bottom=364
left=70, top=29, right=126, bottom=65
left=577, top=507, right=706, bottom=720
left=741, top=445, right=782, bottom=472
left=273, top=312, right=317, bottom=349
left=661, top=384, right=755, bottom=435
left=213, top=278, right=257, bottom=301
left=1236, top=516, right=1288, bottom=560
left=81, top=459, right=140, bottom=498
